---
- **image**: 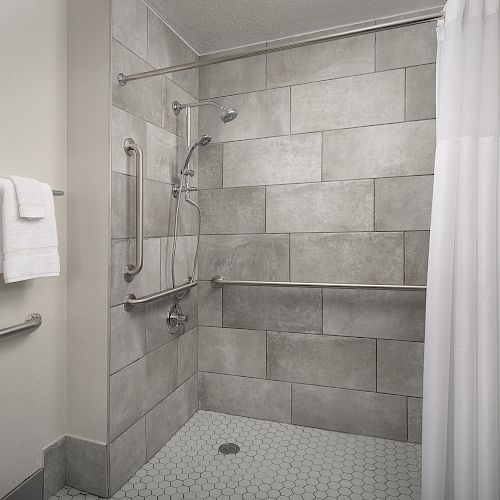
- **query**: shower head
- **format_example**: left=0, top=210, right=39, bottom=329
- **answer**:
left=196, top=134, right=212, bottom=146
left=173, top=99, right=238, bottom=124
left=220, top=107, right=238, bottom=123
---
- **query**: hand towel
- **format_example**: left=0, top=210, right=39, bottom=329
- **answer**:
left=0, top=179, right=60, bottom=283
left=7, top=176, right=46, bottom=219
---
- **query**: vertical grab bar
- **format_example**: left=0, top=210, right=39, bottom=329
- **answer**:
left=123, top=138, right=144, bottom=282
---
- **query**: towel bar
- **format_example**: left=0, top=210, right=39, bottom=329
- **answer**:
left=0, top=313, right=42, bottom=341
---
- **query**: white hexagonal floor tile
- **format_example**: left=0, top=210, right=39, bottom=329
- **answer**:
left=49, top=411, right=421, bottom=499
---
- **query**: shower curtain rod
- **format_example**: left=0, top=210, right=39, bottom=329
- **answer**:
left=117, top=11, right=443, bottom=86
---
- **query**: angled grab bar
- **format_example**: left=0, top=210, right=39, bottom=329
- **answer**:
left=123, top=138, right=144, bottom=282
left=0, top=313, right=42, bottom=341
left=211, top=275, right=426, bottom=291
left=124, top=281, right=198, bottom=310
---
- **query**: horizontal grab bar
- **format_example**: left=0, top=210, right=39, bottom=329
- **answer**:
left=211, top=275, right=426, bottom=291
left=0, top=313, right=42, bottom=341
left=124, top=281, right=198, bottom=310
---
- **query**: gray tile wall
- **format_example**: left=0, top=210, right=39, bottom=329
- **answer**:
left=109, top=0, right=200, bottom=493
left=197, top=22, right=436, bottom=443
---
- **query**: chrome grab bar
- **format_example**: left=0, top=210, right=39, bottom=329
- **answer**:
left=124, top=280, right=198, bottom=310
left=123, top=138, right=144, bottom=282
left=0, top=313, right=42, bottom=341
left=211, top=275, right=426, bottom=291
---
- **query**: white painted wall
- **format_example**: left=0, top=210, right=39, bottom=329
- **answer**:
left=0, top=0, right=68, bottom=496
left=66, top=0, right=110, bottom=445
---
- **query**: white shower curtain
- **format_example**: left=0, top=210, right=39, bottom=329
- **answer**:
left=422, top=1, right=500, bottom=499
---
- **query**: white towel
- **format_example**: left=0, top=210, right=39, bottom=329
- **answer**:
left=8, top=175, right=46, bottom=219
left=0, top=179, right=60, bottom=283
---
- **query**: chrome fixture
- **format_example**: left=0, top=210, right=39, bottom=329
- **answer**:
left=172, top=100, right=238, bottom=123
left=211, top=275, right=426, bottom=291
left=124, top=280, right=197, bottom=310
left=182, top=135, right=212, bottom=175
left=166, top=303, right=189, bottom=334
left=123, top=138, right=144, bottom=282
left=117, top=11, right=443, bottom=85
left=0, top=313, right=42, bottom=341
left=52, top=190, right=64, bottom=196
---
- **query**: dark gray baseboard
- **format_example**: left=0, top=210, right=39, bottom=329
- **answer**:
left=3, top=469, right=43, bottom=500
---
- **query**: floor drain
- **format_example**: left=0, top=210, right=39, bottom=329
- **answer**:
left=218, top=443, right=240, bottom=455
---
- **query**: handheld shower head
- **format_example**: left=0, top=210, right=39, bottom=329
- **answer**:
left=182, top=135, right=212, bottom=174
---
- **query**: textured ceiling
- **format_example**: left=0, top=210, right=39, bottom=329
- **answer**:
left=156, top=0, right=444, bottom=54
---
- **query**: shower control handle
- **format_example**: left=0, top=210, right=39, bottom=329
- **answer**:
left=166, top=304, right=189, bottom=334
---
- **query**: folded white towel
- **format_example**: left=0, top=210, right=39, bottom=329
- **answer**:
left=0, top=179, right=60, bottom=283
left=8, top=175, right=46, bottom=219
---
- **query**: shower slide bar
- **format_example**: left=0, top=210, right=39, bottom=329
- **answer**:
left=0, top=313, right=42, bottom=341
left=124, top=280, right=198, bottom=310
left=117, top=10, right=443, bottom=85
left=211, top=275, right=426, bottom=291
left=123, top=138, right=144, bottom=282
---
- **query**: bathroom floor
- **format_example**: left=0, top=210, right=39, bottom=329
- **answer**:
left=50, top=410, right=421, bottom=500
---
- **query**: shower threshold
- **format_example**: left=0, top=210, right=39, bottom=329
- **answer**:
left=50, top=410, right=421, bottom=500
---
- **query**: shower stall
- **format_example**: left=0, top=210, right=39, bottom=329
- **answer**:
left=42, top=1, right=436, bottom=498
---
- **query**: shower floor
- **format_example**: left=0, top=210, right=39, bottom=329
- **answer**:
left=49, top=410, right=421, bottom=500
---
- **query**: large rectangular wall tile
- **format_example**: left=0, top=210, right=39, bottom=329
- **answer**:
left=199, top=327, right=267, bottom=378
left=199, top=187, right=265, bottom=234
left=323, top=120, right=436, bottom=180
left=223, top=134, right=322, bottom=187
left=198, top=234, right=289, bottom=281
left=110, top=356, right=147, bottom=440
left=110, top=238, right=161, bottom=306
left=146, top=122, right=184, bottom=184
left=178, top=327, right=198, bottom=384
left=198, top=281, right=222, bottom=327
left=144, top=179, right=172, bottom=237
left=267, top=331, right=376, bottom=391
left=145, top=340, right=178, bottom=412
left=145, top=374, right=198, bottom=459
left=146, top=287, right=197, bottom=352
left=109, top=417, right=146, bottom=495
left=112, top=40, right=162, bottom=126
left=66, top=436, right=107, bottom=497
left=198, top=143, right=223, bottom=189
left=268, top=34, right=374, bottom=87
left=375, top=175, right=433, bottom=231
left=406, top=64, right=436, bottom=121
left=43, top=437, right=65, bottom=500
left=223, top=286, right=322, bottom=333
left=266, top=180, right=374, bottom=233
left=291, top=70, right=404, bottom=133
left=377, top=340, right=424, bottom=397
left=112, top=106, right=147, bottom=176
left=199, top=88, right=290, bottom=143
left=199, top=372, right=291, bottom=422
left=323, top=289, right=425, bottom=341
left=292, top=384, right=407, bottom=440
left=405, top=231, right=430, bottom=285
left=147, top=11, right=198, bottom=98
left=200, top=55, right=266, bottom=98
left=161, top=236, right=198, bottom=288
left=110, top=304, right=146, bottom=374
left=376, top=22, right=437, bottom=71
left=111, top=172, right=135, bottom=239
left=290, top=232, right=404, bottom=284
left=112, top=0, right=147, bottom=60
left=408, top=397, right=423, bottom=443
